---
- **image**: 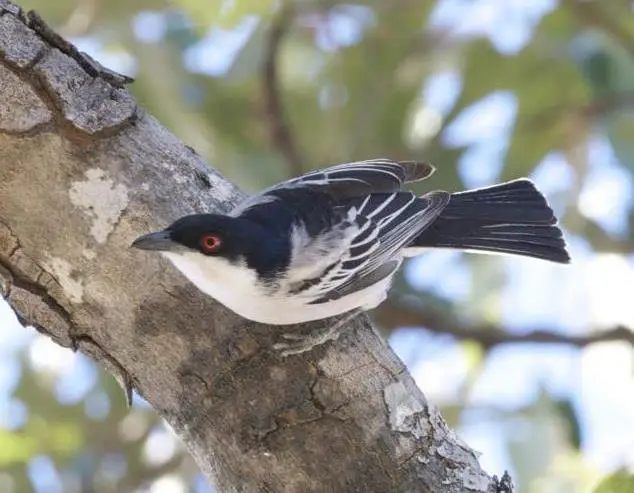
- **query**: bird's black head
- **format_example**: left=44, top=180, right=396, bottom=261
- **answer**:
left=131, top=214, right=254, bottom=259
left=131, top=214, right=290, bottom=280
left=168, top=214, right=238, bottom=257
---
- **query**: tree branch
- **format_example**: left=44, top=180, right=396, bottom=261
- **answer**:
left=374, top=298, right=634, bottom=350
left=262, top=4, right=304, bottom=175
left=582, top=90, right=634, bottom=117
left=520, top=91, right=634, bottom=139
left=0, top=1, right=510, bottom=492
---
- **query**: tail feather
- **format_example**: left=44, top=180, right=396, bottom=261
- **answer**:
left=410, top=179, right=570, bottom=264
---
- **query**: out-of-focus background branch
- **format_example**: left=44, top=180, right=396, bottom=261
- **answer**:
left=261, top=5, right=305, bottom=175
left=374, top=299, right=634, bottom=350
left=1, top=0, right=634, bottom=492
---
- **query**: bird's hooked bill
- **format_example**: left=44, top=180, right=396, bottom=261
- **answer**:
left=131, top=230, right=175, bottom=251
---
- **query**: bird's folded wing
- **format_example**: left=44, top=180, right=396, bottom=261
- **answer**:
left=304, top=191, right=450, bottom=304
left=232, top=159, right=435, bottom=215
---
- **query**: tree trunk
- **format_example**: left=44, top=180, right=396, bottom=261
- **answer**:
left=0, top=2, right=511, bottom=492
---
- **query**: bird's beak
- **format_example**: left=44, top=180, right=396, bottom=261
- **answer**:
left=131, top=230, right=177, bottom=251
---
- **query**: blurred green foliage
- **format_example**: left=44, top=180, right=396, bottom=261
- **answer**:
left=593, top=470, right=634, bottom=493
left=3, top=0, right=634, bottom=492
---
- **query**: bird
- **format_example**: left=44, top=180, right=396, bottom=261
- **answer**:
left=131, top=159, right=570, bottom=355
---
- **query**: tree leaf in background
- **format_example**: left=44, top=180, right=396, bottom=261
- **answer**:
left=20, top=0, right=169, bottom=32
left=299, top=2, right=436, bottom=163
left=582, top=49, right=616, bottom=97
left=593, top=470, right=634, bottom=493
left=0, top=428, right=36, bottom=466
left=174, top=0, right=277, bottom=33
left=224, top=17, right=268, bottom=80
left=449, top=20, right=590, bottom=183
left=603, top=109, right=634, bottom=176
left=579, top=34, right=634, bottom=177
left=506, top=388, right=582, bottom=493
left=553, top=397, right=582, bottom=451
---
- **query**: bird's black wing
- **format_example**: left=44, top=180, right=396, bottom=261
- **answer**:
left=232, top=159, right=435, bottom=216
left=280, top=159, right=435, bottom=194
left=296, top=190, right=450, bottom=304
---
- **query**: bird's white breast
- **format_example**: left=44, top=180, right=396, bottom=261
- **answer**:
left=161, top=250, right=397, bottom=325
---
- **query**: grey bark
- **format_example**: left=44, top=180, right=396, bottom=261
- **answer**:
left=0, top=2, right=512, bottom=492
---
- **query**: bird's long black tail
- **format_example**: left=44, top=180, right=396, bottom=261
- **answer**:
left=410, top=179, right=570, bottom=263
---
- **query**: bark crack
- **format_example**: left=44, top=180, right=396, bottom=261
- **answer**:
left=0, top=4, right=139, bottom=138
left=1, top=251, right=74, bottom=329
left=6, top=238, right=19, bottom=259
left=22, top=38, right=47, bottom=69
left=71, top=333, right=134, bottom=406
left=254, top=417, right=280, bottom=442
left=0, top=261, right=14, bottom=298
left=308, top=365, right=325, bottom=412
left=0, top=1, right=21, bottom=17
left=0, top=220, right=76, bottom=348
left=398, top=444, right=429, bottom=468
left=0, top=118, right=55, bottom=137
left=23, top=8, right=132, bottom=87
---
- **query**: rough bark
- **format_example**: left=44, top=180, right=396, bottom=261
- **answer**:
left=0, top=2, right=512, bottom=492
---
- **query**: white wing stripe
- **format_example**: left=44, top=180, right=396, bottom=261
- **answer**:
left=365, top=193, right=398, bottom=219
left=356, top=195, right=372, bottom=215
left=298, top=176, right=370, bottom=187
left=289, top=163, right=405, bottom=185
left=375, top=194, right=417, bottom=229
left=345, top=239, right=380, bottom=261
left=349, top=226, right=380, bottom=249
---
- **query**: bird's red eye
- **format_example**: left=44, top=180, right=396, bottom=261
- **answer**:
left=200, top=234, right=222, bottom=253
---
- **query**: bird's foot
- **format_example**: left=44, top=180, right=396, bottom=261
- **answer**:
left=273, top=310, right=361, bottom=357
left=273, top=327, right=340, bottom=357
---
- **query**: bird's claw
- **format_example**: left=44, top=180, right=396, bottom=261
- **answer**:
left=274, top=325, right=340, bottom=357
left=273, top=332, right=317, bottom=358
left=272, top=339, right=315, bottom=357
left=273, top=310, right=361, bottom=358
left=279, top=333, right=306, bottom=341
